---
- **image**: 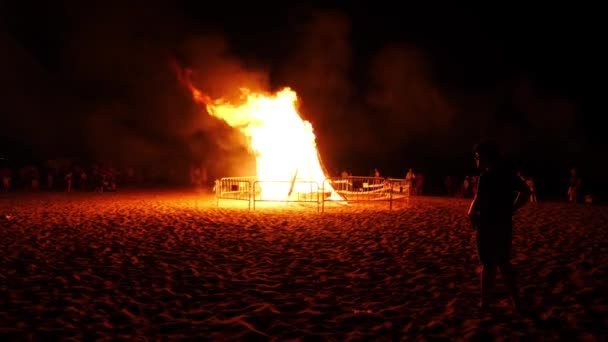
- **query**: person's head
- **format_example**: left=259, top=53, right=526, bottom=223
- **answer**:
left=474, top=141, right=500, bottom=170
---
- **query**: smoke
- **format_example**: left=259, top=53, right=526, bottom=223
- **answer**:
left=174, top=35, right=271, bottom=177
left=512, top=79, right=581, bottom=149
left=0, top=30, right=69, bottom=156
left=179, top=36, right=270, bottom=100
left=0, top=3, right=592, bottom=184
left=276, top=11, right=357, bottom=165
left=460, top=78, right=582, bottom=162
left=282, top=11, right=352, bottom=107
left=365, top=45, right=454, bottom=151
left=0, top=1, right=266, bottom=178
left=276, top=13, right=456, bottom=173
left=54, top=1, right=189, bottom=167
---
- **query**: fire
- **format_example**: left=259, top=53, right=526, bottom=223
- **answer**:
left=179, top=70, right=338, bottom=201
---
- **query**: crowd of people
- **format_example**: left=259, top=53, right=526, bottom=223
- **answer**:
left=0, top=157, right=594, bottom=204
left=0, top=158, right=215, bottom=194
left=1, top=162, right=123, bottom=193
left=443, top=168, right=591, bottom=204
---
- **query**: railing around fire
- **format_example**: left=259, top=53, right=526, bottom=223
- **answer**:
left=214, top=176, right=256, bottom=209
left=252, top=180, right=321, bottom=211
left=321, top=176, right=410, bottom=212
left=214, top=176, right=410, bottom=212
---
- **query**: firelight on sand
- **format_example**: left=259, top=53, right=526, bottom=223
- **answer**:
left=180, top=71, right=340, bottom=201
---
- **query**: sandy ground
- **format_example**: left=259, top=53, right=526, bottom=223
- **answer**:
left=0, top=190, right=606, bottom=340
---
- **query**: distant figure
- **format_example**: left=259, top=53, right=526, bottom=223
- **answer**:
left=526, top=176, right=537, bottom=203
left=416, top=173, right=424, bottom=196
left=79, top=169, right=88, bottom=192
left=568, top=168, right=578, bottom=203
left=65, top=170, right=73, bottom=193
left=467, top=141, right=530, bottom=311
left=405, top=168, right=416, bottom=195
left=373, top=167, right=381, bottom=186
left=445, top=176, right=453, bottom=196
left=1, top=167, right=11, bottom=192
left=470, top=175, right=478, bottom=197
left=339, top=170, right=352, bottom=191
left=517, top=171, right=526, bottom=183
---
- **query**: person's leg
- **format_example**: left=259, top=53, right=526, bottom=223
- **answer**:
left=480, top=264, right=496, bottom=309
left=569, top=187, right=574, bottom=202
left=498, top=262, right=520, bottom=310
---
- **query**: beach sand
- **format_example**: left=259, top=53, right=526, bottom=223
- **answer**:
left=0, top=190, right=606, bottom=340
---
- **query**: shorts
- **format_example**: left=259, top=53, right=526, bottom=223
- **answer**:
left=477, top=224, right=512, bottom=266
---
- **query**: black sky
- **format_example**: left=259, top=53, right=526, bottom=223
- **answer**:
left=0, top=1, right=604, bottom=193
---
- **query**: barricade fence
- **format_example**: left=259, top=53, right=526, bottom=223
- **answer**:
left=214, top=176, right=410, bottom=212
left=214, top=176, right=256, bottom=209
left=322, top=176, right=409, bottom=211
left=253, top=180, right=321, bottom=211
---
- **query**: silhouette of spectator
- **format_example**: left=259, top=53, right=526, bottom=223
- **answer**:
left=467, top=141, right=530, bottom=311
left=405, top=168, right=415, bottom=195
left=526, top=176, right=537, bottom=203
left=65, top=169, right=73, bottom=193
left=1, top=166, right=11, bottom=192
left=445, top=176, right=453, bottom=196
left=568, top=168, right=579, bottom=203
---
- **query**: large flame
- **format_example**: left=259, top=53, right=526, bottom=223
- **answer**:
left=179, top=69, right=337, bottom=201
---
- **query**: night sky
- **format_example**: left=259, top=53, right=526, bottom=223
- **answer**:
left=0, top=2, right=604, bottom=196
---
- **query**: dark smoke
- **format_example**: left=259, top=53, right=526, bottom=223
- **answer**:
left=0, top=1, right=264, bottom=178
left=0, top=30, right=74, bottom=157
left=0, top=3, right=595, bottom=189
left=276, top=13, right=455, bottom=174
left=176, top=35, right=270, bottom=177
left=365, top=45, right=454, bottom=150
left=444, top=77, right=583, bottom=163
left=276, top=11, right=358, bottom=168
left=272, top=10, right=589, bottom=180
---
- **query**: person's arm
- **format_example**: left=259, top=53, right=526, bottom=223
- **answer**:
left=512, top=174, right=530, bottom=212
left=468, top=176, right=481, bottom=229
left=468, top=196, right=479, bottom=214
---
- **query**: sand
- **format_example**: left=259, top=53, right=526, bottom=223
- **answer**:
left=0, top=190, right=606, bottom=340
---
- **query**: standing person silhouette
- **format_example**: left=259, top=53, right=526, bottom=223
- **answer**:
left=467, top=141, right=530, bottom=311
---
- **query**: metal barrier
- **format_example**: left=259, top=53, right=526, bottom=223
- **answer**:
left=214, top=176, right=256, bottom=209
left=322, top=176, right=409, bottom=212
left=215, top=175, right=410, bottom=212
left=252, top=180, right=321, bottom=211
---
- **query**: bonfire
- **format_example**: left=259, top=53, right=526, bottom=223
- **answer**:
left=179, top=70, right=340, bottom=202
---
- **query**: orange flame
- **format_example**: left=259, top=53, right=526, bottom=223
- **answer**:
left=177, top=67, right=339, bottom=201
